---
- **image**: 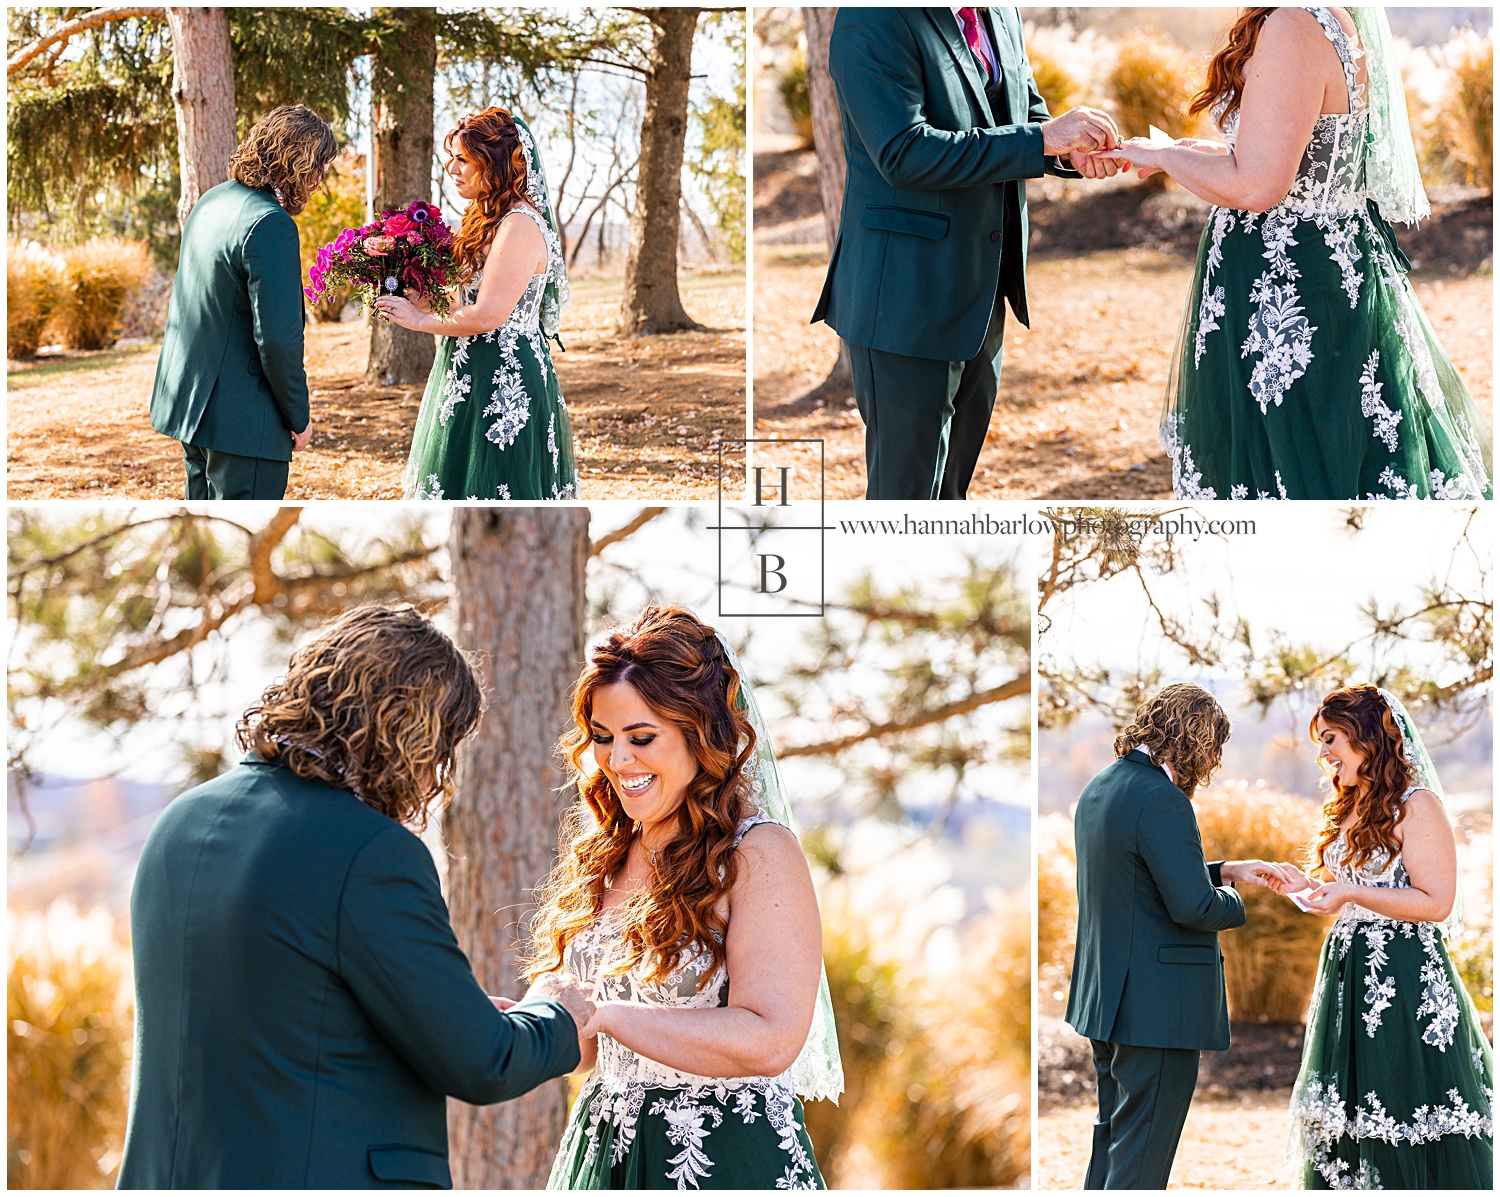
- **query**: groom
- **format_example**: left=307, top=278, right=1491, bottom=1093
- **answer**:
left=811, top=7, right=1122, bottom=499
left=1065, top=684, right=1294, bottom=1189
left=150, top=105, right=336, bottom=500
left=118, top=606, right=590, bottom=1189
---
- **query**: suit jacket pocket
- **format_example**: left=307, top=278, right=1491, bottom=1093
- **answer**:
left=1158, top=944, right=1217, bottom=966
left=861, top=205, right=951, bottom=240
left=368, top=1145, right=451, bottom=1188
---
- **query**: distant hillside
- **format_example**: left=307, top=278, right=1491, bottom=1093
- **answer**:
left=1387, top=7, right=1491, bottom=43
left=1040, top=696, right=1492, bottom=814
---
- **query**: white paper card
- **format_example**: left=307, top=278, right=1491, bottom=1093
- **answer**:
left=1287, top=890, right=1319, bottom=913
left=1147, top=124, right=1176, bottom=147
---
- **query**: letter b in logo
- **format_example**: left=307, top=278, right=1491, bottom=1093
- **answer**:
left=758, top=554, right=788, bottom=594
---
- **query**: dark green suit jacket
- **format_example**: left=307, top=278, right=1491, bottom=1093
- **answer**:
left=150, top=181, right=310, bottom=461
left=812, top=6, right=1074, bottom=361
left=1064, top=749, right=1245, bottom=1051
left=117, top=754, right=580, bottom=1189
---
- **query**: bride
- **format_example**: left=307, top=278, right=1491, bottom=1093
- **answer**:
left=1098, top=7, right=1492, bottom=501
left=527, top=605, right=842, bottom=1189
left=376, top=107, right=579, bottom=501
left=1272, top=686, right=1492, bottom=1189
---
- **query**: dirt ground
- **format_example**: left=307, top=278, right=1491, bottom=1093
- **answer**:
left=1036, top=1089, right=1297, bottom=1190
left=7, top=272, right=745, bottom=500
left=753, top=147, right=1494, bottom=500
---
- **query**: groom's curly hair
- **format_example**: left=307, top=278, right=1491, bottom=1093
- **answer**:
left=235, top=605, right=483, bottom=830
left=227, top=104, right=338, bottom=216
left=1113, top=683, right=1230, bottom=799
left=1309, top=686, right=1417, bottom=874
left=526, top=606, right=759, bottom=990
left=444, top=107, right=534, bottom=284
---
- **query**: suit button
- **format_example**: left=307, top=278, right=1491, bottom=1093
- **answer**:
left=989, top=231, right=1002, bottom=243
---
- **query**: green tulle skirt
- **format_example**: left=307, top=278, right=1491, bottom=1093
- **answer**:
left=546, top=1076, right=825, bottom=1191
left=402, top=321, right=579, bottom=501
left=1163, top=204, right=1492, bottom=500
left=1288, top=917, right=1494, bottom=1189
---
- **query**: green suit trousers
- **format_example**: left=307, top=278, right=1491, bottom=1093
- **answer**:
left=1084, top=1039, right=1200, bottom=1190
left=848, top=297, right=1006, bottom=500
left=182, top=444, right=290, bottom=500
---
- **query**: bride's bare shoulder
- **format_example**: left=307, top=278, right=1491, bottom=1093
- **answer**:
left=1257, top=6, right=1331, bottom=43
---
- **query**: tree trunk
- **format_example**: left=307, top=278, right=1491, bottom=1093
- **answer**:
left=445, top=508, right=590, bottom=1189
left=617, top=8, right=701, bottom=336
left=365, top=7, right=438, bottom=386
left=796, top=7, right=852, bottom=405
left=165, top=7, right=238, bottom=226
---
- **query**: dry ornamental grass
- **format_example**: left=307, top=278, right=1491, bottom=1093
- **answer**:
left=7, top=901, right=134, bottom=1189
left=1194, top=783, right=1332, bottom=1024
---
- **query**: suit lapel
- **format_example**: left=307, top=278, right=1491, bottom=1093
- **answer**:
left=924, top=7, right=995, bottom=128
left=985, top=7, right=1023, bottom=124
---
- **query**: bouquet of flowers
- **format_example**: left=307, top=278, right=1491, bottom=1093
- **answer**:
left=304, top=200, right=456, bottom=319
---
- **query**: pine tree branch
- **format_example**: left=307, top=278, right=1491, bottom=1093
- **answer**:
left=779, top=676, right=1030, bottom=758
left=590, top=507, right=668, bottom=557
left=7, top=6, right=166, bottom=76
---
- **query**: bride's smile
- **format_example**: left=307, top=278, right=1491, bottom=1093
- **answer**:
left=589, top=680, right=698, bottom=831
left=1314, top=718, right=1363, bottom=789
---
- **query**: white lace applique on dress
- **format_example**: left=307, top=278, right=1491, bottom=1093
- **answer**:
left=551, top=815, right=819, bottom=1191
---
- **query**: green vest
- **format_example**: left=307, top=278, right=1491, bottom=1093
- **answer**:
left=118, top=755, right=579, bottom=1189
left=812, top=6, right=1067, bottom=360
left=150, top=181, right=311, bottom=460
left=1064, top=750, right=1245, bottom=1051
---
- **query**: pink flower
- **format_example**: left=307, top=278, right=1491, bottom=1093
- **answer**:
left=384, top=212, right=415, bottom=237
left=363, top=235, right=397, bottom=255
left=405, top=231, right=424, bottom=244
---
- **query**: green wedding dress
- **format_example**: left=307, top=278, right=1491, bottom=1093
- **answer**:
left=1288, top=784, right=1494, bottom=1189
left=1162, top=7, right=1492, bottom=501
left=546, top=817, right=827, bottom=1191
left=402, top=118, right=579, bottom=501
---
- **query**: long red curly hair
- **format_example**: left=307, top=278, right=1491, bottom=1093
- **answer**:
left=1188, top=8, right=1278, bottom=129
left=444, top=106, right=533, bottom=283
left=525, top=606, right=759, bottom=990
left=1310, top=685, right=1418, bottom=873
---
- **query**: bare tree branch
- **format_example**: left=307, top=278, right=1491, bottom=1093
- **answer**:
left=8, top=6, right=166, bottom=76
left=780, top=676, right=1030, bottom=758
left=590, top=507, right=668, bottom=557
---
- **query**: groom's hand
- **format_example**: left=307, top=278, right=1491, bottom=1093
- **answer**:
left=1220, top=859, right=1300, bottom=890
left=524, top=971, right=596, bottom=1035
left=291, top=422, right=313, bottom=453
left=1069, top=149, right=1121, bottom=179
left=1041, top=107, right=1119, bottom=156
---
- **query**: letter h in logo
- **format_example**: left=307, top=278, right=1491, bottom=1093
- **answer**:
left=715, top=439, right=827, bottom=618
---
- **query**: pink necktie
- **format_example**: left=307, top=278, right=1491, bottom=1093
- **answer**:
left=958, top=7, right=992, bottom=80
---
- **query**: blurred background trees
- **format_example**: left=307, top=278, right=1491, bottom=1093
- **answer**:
left=7, top=6, right=746, bottom=379
left=8, top=505, right=1030, bottom=1189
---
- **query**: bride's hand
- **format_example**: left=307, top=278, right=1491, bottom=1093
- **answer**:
left=374, top=294, right=425, bottom=330
left=1092, top=137, right=1164, bottom=180
left=1299, top=880, right=1353, bottom=915
left=1267, top=863, right=1315, bottom=895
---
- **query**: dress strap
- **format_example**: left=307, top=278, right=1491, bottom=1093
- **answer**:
left=1304, top=7, right=1365, bottom=115
left=732, top=814, right=783, bottom=849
